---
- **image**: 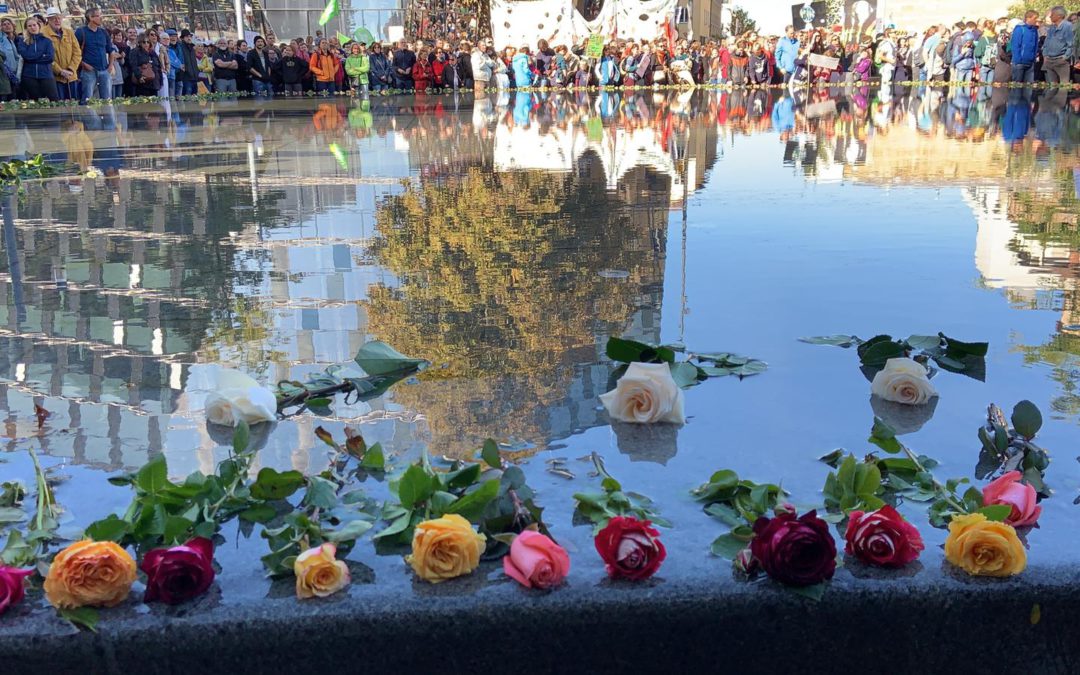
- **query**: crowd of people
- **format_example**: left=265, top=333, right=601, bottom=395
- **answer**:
left=2, top=5, right=1080, bottom=105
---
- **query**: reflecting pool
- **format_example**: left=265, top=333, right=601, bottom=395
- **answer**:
left=1, top=84, right=1079, bottom=609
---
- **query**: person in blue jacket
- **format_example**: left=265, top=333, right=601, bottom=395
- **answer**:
left=16, top=16, right=58, bottom=101
left=775, top=25, right=799, bottom=83
left=368, top=41, right=392, bottom=92
left=951, top=33, right=976, bottom=82
left=512, top=45, right=532, bottom=87
left=1009, top=10, right=1040, bottom=83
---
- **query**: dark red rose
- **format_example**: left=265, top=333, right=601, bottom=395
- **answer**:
left=844, top=505, right=924, bottom=568
left=750, top=510, right=836, bottom=587
left=594, top=516, right=666, bottom=581
left=141, top=537, right=215, bottom=605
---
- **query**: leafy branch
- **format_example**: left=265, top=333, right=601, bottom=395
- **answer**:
left=573, top=453, right=671, bottom=532
left=376, top=440, right=546, bottom=557
left=690, top=468, right=786, bottom=558
left=275, top=341, right=428, bottom=417
left=800, top=332, right=988, bottom=381
left=606, top=337, right=767, bottom=388
left=976, top=401, right=1050, bottom=495
left=0, top=447, right=63, bottom=569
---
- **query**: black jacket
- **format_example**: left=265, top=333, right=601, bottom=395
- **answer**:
left=177, top=41, right=198, bottom=82
left=277, top=56, right=308, bottom=84
left=247, top=48, right=272, bottom=82
left=128, top=47, right=162, bottom=93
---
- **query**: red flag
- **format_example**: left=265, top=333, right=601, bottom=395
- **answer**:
left=663, top=16, right=676, bottom=54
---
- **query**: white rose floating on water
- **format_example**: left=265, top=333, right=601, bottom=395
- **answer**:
left=204, top=369, right=278, bottom=427
left=870, top=357, right=938, bottom=406
left=600, top=362, right=686, bottom=425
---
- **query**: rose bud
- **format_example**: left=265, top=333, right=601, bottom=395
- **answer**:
left=733, top=548, right=759, bottom=575
left=773, top=502, right=797, bottom=517
left=844, top=505, right=924, bottom=568
left=594, top=516, right=666, bottom=581
left=750, top=510, right=836, bottom=587
left=141, top=537, right=216, bottom=605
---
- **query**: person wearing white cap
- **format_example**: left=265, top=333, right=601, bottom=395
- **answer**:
left=42, top=6, right=82, bottom=100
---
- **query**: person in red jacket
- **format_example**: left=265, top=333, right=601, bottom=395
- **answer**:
left=431, top=47, right=447, bottom=87
left=412, top=47, right=433, bottom=91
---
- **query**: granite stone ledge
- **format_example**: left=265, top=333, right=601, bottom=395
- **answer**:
left=1, top=566, right=1078, bottom=675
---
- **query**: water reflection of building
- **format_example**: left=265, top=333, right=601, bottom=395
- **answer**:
left=0, top=95, right=714, bottom=468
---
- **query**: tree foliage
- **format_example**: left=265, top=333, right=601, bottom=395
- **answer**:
left=728, top=6, right=758, bottom=37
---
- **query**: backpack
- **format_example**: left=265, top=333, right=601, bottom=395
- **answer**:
left=980, top=40, right=998, bottom=67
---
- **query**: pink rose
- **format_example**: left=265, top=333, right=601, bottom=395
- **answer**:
left=982, top=471, right=1041, bottom=527
left=0, top=566, right=33, bottom=615
left=503, top=530, right=570, bottom=590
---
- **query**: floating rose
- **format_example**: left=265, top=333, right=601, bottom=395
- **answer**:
left=944, top=513, right=1026, bottom=577
left=295, top=543, right=350, bottom=599
left=44, top=540, right=137, bottom=609
left=503, top=531, right=570, bottom=590
left=141, top=537, right=216, bottom=605
left=982, top=471, right=1041, bottom=528
left=600, top=363, right=686, bottom=425
left=844, top=505, right=924, bottom=568
left=204, top=368, right=277, bottom=427
left=594, top=516, right=666, bottom=581
left=750, top=510, right=836, bottom=587
left=406, top=514, right=486, bottom=583
left=0, top=567, right=33, bottom=615
left=870, top=357, right=938, bottom=406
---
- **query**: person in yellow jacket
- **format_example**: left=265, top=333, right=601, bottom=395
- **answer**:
left=42, top=7, right=81, bottom=100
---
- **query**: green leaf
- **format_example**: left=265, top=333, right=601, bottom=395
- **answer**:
left=84, top=515, right=129, bottom=542
left=429, top=491, right=457, bottom=513
left=232, top=420, right=251, bottom=453
left=869, top=417, right=902, bottom=454
left=941, top=333, right=989, bottom=358
left=59, top=607, right=99, bottom=632
left=906, top=335, right=943, bottom=351
left=444, top=479, right=500, bottom=521
left=445, top=464, right=482, bottom=490
left=788, top=583, right=826, bottom=602
left=361, top=443, right=385, bottom=471
left=859, top=340, right=906, bottom=366
left=704, top=503, right=743, bottom=527
left=977, top=504, right=1014, bottom=522
left=710, top=532, right=749, bottom=559
left=605, top=337, right=675, bottom=364
left=135, top=454, right=169, bottom=494
left=818, top=449, right=845, bottom=468
left=303, top=477, right=339, bottom=510
left=0, top=507, right=24, bottom=524
left=251, top=468, right=306, bottom=500
left=798, top=335, right=861, bottom=348
left=1011, top=400, right=1043, bottom=440
left=163, top=515, right=194, bottom=544
left=731, top=361, right=768, bottom=377
left=374, top=513, right=412, bottom=540
left=669, top=361, right=702, bottom=388
left=857, top=335, right=894, bottom=360
left=481, top=439, right=502, bottom=469
left=354, top=341, right=427, bottom=376
left=854, top=462, right=882, bottom=497
left=601, top=477, right=622, bottom=493
left=239, top=504, right=277, bottom=523
left=323, top=518, right=373, bottom=542
left=397, top=465, right=435, bottom=509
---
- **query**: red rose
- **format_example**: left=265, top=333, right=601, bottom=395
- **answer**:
left=0, top=566, right=33, bottom=615
left=844, top=505, right=924, bottom=568
left=141, top=537, right=215, bottom=605
left=750, top=510, right=836, bottom=587
left=594, top=516, right=666, bottom=581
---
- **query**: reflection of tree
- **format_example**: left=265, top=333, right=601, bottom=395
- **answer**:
left=364, top=165, right=669, bottom=456
left=1017, top=334, right=1080, bottom=418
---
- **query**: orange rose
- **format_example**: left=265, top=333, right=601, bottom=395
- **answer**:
left=44, top=540, right=137, bottom=609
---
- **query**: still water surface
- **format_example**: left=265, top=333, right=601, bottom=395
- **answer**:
left=0, top=85, right=1078, bottom=606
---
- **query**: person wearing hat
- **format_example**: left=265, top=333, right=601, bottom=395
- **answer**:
left=42, top=6, right=82, bottom=100
left=74, top=6, right=116, bottom=103
left=174, top=28, right=198, bottom=95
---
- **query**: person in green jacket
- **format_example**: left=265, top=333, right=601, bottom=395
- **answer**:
left=344, top=42, right=370, bottom=96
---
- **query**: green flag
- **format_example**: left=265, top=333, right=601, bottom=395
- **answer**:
left=336, top=31, right=350, bottom=45
left=318, top=0, right=338, bottom=27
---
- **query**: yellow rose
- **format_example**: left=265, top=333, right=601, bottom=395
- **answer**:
left=294, top=543, right=350, bottom=599
left=44, top=540, right=137, bottom=609
left=406, top=514, right=486, bottom=583
left=944, top=513, right=1026, bottom=577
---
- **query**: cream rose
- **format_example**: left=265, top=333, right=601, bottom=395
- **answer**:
left=204, top=368, right=277, bottom=427
left=600, top=363, right=686, bottom=424
left=870, top=358, right=938, bottom=406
